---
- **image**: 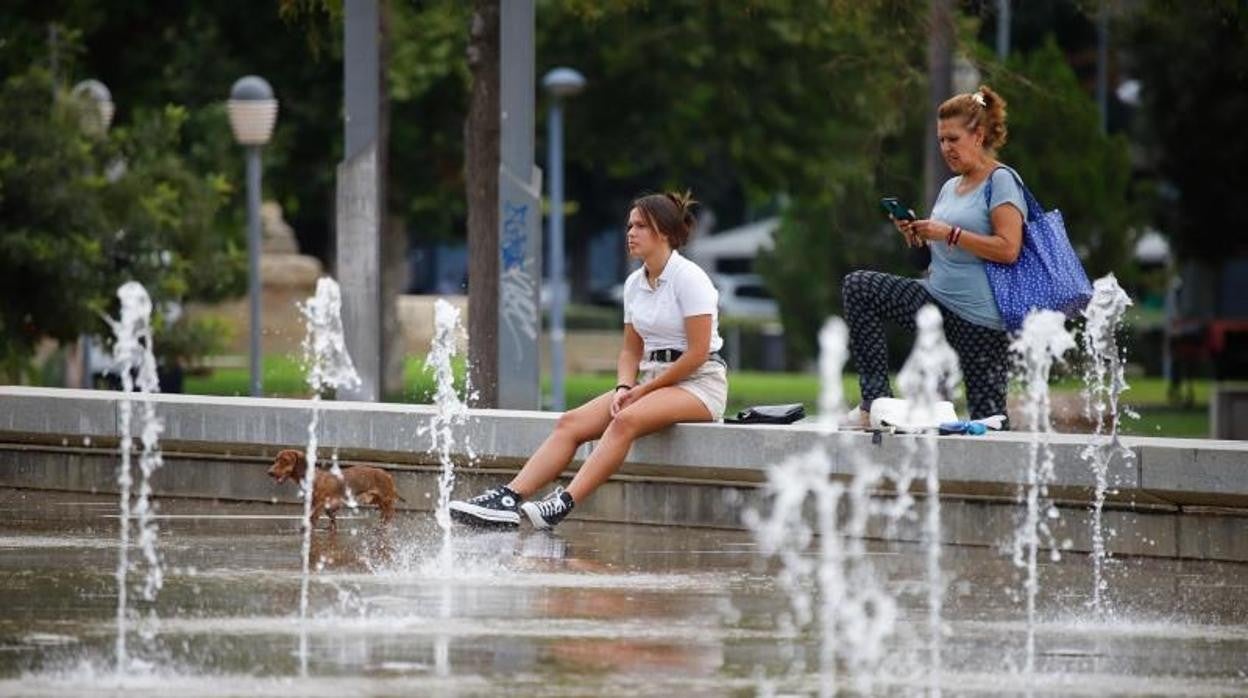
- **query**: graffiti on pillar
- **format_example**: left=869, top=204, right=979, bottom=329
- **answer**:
left=500, top=200, right=538, bottom=356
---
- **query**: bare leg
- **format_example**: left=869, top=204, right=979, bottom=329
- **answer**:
left=507, top=391, right=615, bottom=497
left=565, top=387, right=712, bottom=503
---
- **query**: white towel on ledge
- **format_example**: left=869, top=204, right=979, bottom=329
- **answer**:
left=869, top=398, right=959, bottom=432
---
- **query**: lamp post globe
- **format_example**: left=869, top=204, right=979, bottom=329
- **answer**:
left=541, top=67, right=586, bottom=99
left=227, top=75, right=278, bottom=397
left=227, top=76, right=278, bottom=146
left=70, top=79, right=115, bottom=134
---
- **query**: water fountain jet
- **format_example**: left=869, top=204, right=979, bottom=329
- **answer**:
left=746, top=317, right=900, bottom=696
left=1011, top=309, right=1077, bottom=675
left=897, top=304, right=962, bottom=695
left=296, top=277, right=361, bottom=675
left=1080, top=273, right=1135, bottom=615
left=105, top=281, right=166, bottom=673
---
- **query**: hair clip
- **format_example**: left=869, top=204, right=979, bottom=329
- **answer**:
left=972, top=92, right=987, bottom=107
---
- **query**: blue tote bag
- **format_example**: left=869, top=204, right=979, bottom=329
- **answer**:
left=983, top=167, right=1092, bottom=331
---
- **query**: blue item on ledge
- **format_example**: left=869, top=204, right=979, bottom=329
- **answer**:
left=938, top=421, right=988, bottom=436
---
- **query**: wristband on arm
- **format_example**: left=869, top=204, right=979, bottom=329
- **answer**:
left=947, top=226, right=964, bottom=246
left=615, top=384, right=633, bottom=392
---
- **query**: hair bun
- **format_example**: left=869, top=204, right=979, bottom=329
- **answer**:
left=664, top=190, right=691, bottom=211
left=667, top=190, right=698, bottom=219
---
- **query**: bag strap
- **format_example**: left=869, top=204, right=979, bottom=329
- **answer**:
left=982, top=165, right=1037, bottom=222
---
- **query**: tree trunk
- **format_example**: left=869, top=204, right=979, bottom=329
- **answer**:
left=924, top=0, right=954, bottom=211
left=465, top=0, right=500, bottom=407
left=378, top=0, right=407, bottom=400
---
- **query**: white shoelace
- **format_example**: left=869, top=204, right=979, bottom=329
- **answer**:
left=535, top=488, right=568, bottom=517
left=470, top=487, right=504, bottom=504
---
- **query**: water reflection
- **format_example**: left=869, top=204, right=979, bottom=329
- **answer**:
left=1, top=488, right=1246, bottom=696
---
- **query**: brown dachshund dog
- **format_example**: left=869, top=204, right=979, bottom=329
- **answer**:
left=267, top=449, right=403, bottom=529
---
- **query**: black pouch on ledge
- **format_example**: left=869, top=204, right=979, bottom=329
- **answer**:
left=726, top=403, right=806, bottom=425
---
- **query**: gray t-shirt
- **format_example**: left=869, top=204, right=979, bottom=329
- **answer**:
left=919, top=167, right=1027, bottom=330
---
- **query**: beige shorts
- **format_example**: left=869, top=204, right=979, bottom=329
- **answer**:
left=639, top=358, right=729, bottom=422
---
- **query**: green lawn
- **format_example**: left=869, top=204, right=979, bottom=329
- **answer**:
left=1050, top=375, right=1212, bottom=406
left=1117, top=407, right=1210, bottom=439
left=184, top=354, right=466, bottom=403
left=186, top=356, right=841, bottom=416
left=184, top=355, right=1211, bottom=438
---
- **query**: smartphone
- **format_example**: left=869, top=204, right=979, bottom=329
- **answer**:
left=879, top=196, right=915, bottom=221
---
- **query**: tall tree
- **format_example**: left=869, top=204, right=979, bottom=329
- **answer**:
left=376, top=0, right=406, bottom=399
left=1126, top=0, right=1248, bottom=264
left=0, top=67, right=242, bottom=379
left=465, top=0, right=500, bottom=407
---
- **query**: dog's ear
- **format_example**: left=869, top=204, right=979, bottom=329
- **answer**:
left=290, top=451, right=307, bottom=479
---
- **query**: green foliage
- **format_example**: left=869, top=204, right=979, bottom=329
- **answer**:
left=104, top=104, right=247, bottom=305
left=387, top=0, right=937, bottom=243
left=156, top=314, right=234, bottom=367
left=532, top=1, right=935, bottom=361
left=725, top=2, right=931, bottom=361
left=0, top=69, right=111, bottom=377
left=984, top=37, right=1138, bottom=280
left=542, top=1, right=927, bottom=222
left=761, top=175, right=917, bottom=360
left=0, top=66, right=242, bottom=379
left=0, top=0, right=1175, bottom=379
left=388, top=0, right=473, bottom=241
left=0, top=1, right=345, bottom=263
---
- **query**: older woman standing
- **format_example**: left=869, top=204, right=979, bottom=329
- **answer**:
left=843, top=85, right=1026, bottom=425
left=450, top=192, right=728, bottom=529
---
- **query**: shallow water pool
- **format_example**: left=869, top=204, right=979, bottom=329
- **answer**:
left=0, top=487, right=1245, bottom=696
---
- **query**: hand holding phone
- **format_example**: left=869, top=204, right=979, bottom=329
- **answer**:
left=881, top=196, right=924, bottom=249
left=879, top=196, right=915, bottom=221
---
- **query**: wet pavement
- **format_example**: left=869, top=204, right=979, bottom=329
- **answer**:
left=0, top=487, right=1246, bottom=696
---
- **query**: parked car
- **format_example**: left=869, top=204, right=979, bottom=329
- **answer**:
left=591, top=273, right=779, bottom=320
left=589, top=282, right=627, bottom=307
left=711, top=273, right=779, bottom=320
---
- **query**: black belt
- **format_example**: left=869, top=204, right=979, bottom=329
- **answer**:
left=648, top=348, right=725, bottom=365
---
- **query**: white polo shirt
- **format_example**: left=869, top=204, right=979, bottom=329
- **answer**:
left=622, top=250, right=724, bottom=355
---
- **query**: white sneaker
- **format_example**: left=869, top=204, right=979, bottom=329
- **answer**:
left=520, top=488, right=575, bottom=530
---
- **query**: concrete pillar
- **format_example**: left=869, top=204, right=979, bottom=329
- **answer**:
left=496, top=0, right=542, bottom=409
left=338, top=0, right=383, bottom=401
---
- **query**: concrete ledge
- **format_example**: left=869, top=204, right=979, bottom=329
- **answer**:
left=2, top=387, right=1247, bottom=562
left=1137, top=437, right=1248, bottom=506
left=1, top=387, right=118, bottom=438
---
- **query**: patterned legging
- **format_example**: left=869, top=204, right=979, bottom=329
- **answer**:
left=842, top=270, right=1011, bottom=423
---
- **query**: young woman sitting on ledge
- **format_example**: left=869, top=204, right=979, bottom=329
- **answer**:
left=450, top=192, right=728, bottom=530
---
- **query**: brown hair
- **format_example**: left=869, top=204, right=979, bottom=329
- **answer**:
left=938, top=85, right=1008, bottom=150
left=631, top=191, right=699, bottom=249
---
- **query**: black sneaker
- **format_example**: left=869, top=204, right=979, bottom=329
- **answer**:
left=449, top=486, right=522, bottom=527
left=520, top=487, right=575, bottom=530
